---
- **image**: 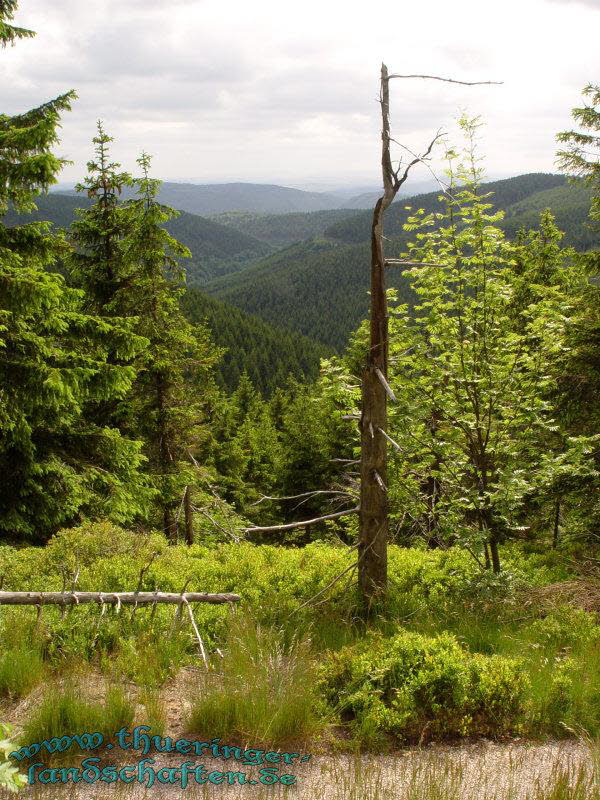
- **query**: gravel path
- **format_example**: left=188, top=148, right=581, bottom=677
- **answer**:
left=4, top=739, right=596, bottom=800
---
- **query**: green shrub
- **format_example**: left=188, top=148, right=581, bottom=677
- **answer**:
left=528, top=606, right=600, bottom=651
left=320, top=628, right=528, bottom=747
left=0, top=723, right=27, bottom=792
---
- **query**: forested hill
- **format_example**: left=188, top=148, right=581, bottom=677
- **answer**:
left=4, top=193, right=272, bottom=283
left=324, top=174, right=575, bottom=244
left=55, top=181, right=344, bottom=215
left=208, top=208, right=363, bottom=246
left=500, top=182, right=599, bottom=251
left=181, top=288, right=329, bottom=394
left=204, top=173, right=599, bottom=350
left=205, top=239, right=378, bottom=349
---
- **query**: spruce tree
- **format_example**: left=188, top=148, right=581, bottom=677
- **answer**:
left=557, top=84, right=600, bottom=228
left=118, top=153, right=220, bottom=540
left=69, top=121, right=135, bottom=312
left=0, top=0, right=151, bottom=540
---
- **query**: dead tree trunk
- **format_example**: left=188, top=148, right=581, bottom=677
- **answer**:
left=358, top=65, right=501, bottom=614
left=184, top=485, right=194, bottom=545
left=359, top=65, right=438, bottom=613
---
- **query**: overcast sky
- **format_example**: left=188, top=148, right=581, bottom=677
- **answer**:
left=3, top=0, right=599, bottom=190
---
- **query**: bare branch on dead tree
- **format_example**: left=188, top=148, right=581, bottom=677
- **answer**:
left=385, top=259, right=442, bottom=267
left=377, top=427, right=402, bottom=452
left=387, top=74, right=503, bottom=86
left=389, top=135, right=452, bottom=197
left=192, top=507, right=241, bottom=543
left=391, top=129, right=446, bottom=192
left=375, top=368, right=397, bottom=402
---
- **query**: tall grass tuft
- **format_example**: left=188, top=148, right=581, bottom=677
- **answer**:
left=0, top=647, right=44, bottom=699
left=187, top=614, right=323, bottom=746
left=21, top=684, right=134, bottom=754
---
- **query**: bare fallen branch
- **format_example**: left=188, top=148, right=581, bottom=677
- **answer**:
left=0, top=591, right=240, bottom=606
left=243, top=507, right=359, bottom=533
left=182, top=598, right=208, bottom=668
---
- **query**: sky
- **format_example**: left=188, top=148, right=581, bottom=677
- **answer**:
left=3, top=0, right=599, bottom=191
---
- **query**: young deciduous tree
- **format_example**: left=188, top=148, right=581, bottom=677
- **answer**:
left=385, top=118, right=592, bottom=571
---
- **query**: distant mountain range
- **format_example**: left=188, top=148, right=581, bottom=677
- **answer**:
left=4, top=192, right=273, bottom=283
left=10, top=172, right=597, bottom=388
left=50, top=178, right=445, bottom=215
left=53, top=182, right=346, bottom=215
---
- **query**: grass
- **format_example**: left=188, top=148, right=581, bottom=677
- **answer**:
left=187, top=614, right=324, bottom=747
left=21, top=682, right=134, bottom=756
left=109, top=630, right=191, bottom=688
left=140, top=688, right=166, bottom=736
left=0, top=646, right=44, bottom=699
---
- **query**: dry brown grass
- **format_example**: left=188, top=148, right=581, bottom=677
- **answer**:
left=523, top=579, right=600, bottom=613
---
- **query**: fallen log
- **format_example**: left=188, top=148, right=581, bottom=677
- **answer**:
left=0, top=591, right=240, bottom=606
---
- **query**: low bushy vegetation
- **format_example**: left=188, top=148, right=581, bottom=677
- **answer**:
left=0, top=522, right=598, bottom=753
left=320, top=629, right=529, bottom=747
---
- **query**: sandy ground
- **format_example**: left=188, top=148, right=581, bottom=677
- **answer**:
left=2, top=668, right=597, bottom=799
left=3, top=739, right=596, bottom=800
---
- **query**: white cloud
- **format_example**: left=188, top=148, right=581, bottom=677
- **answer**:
left=2, top=0, right=598, bottom=185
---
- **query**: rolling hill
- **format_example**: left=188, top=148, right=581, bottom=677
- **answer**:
left=9, top=173, right=597, bottom=360
left=54, top=181, right=344, bottom=215
left=203, top=173, right=598, bottom=350
left=208, top=208, right=363, bottom=246
left=323, top=173, right=571, bottom=244
left=4, top=193, right=328, bottom=393
left=4, top=193, right=273, bottom=284
left=181, top=288, right=329, bottom=394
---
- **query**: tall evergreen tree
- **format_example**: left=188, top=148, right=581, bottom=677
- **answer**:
left=118, top=153, right=220, bottom=539
left=0, top=1, right=151, bottom=541
left=69, top=121, right=135, bottom=312
left=553, top=86, right=600, bottom=543
left=557, top=84, right=600, bottom=229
